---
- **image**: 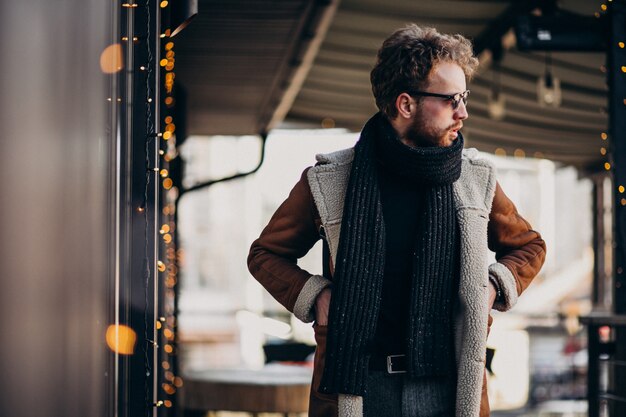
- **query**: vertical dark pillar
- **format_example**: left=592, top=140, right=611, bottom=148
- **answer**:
left=588, top=323, right=601, bottom=417
left=117, top=1, right=161, bottom=416
left=609, top=2, right=626, bottom=415
left=593, top=176, right=608, bottom=309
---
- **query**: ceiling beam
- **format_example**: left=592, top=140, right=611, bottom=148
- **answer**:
left=259, top=0, right=340, bottom=134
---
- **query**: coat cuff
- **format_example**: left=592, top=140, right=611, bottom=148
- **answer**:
left=293, top=274, right=332, bottom=323
left=488, top=262, right=519, bottom=312
left=338, top=394, right=363, bottom=417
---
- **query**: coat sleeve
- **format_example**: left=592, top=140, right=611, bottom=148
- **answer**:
left=487, top=182, right=547, bottom=311
left=247, top=167, right=332, bottom=322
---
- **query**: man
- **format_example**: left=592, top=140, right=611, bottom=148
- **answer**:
left=248, top=25, right=546, bottom=417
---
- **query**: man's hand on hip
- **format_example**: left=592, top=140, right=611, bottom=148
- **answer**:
left=315, top=288, right=332, bottom=326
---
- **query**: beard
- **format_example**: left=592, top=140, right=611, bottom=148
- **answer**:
left=405, top=112, right=459, bottom=148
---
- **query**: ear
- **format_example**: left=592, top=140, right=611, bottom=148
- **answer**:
left=395, top=93, right=413, bottom=120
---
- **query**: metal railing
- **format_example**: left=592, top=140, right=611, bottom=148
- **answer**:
left=579, top=313, right=626, bottom=417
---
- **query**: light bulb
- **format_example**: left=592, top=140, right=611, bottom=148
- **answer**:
left=537, top=72, right=561, bottom=107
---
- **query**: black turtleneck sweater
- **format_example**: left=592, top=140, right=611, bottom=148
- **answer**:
left=370, top=162, right=421, bottom=357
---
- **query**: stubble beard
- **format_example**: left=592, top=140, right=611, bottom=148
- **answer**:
left=406, top=113, right=456, bottom=148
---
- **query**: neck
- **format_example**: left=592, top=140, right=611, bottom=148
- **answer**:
left=388, top=116, right=415, bottom=147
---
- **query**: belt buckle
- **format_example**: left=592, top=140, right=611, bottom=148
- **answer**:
left=386, top=354, right=407, bottom=374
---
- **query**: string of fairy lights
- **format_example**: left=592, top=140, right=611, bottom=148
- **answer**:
left=156, top=0, right=181, bottom=410
left=597, top=0, right=626, bottom=210
left=141, top=0, right=156, bottom=415
left=125, top=0, right=180, bottom=413
left=600, top=1, right=613, bottom=179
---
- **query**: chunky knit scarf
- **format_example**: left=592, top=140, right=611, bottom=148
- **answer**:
left=319, top=113, right=463, bottom=395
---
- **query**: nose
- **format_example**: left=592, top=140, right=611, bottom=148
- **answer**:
left=455, top=100, right=468, bottom=120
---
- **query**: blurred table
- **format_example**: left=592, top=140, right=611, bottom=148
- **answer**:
left=181, top=364, right=313, bottom=417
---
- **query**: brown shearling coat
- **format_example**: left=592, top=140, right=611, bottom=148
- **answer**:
left=248, top=149, right=546, bottom=417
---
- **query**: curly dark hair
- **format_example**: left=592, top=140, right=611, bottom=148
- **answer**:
left=370, top=24, right=479, bottom=119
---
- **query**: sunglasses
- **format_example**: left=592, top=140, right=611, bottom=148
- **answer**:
left=406, top=89, right=470, bottom=110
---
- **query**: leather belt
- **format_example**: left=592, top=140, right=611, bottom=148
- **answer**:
left=369, top=354, right=407, bottom=374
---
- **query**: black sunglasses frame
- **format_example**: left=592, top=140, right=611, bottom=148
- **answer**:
left=406, top=89, right=470, bottom=110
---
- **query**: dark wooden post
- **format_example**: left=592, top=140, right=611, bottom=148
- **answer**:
left=608, top=2, right=626, bottom=415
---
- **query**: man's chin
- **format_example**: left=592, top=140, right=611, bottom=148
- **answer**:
left=442, top=131, right=460, bottom=147
left=437, top=135, right=456, bottom=148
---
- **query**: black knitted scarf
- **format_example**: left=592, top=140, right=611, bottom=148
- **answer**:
left=319, top=113, right=463, bottom=395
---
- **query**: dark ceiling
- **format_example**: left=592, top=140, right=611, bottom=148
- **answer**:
left=175, top=0, right=337, bottom=136
left=176, top=0, right=608, bottom=172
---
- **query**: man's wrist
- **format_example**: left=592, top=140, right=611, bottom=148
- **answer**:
left=489, top=275, right=502, bottom=301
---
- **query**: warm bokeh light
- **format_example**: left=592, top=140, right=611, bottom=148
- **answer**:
left=495, top=148, right=506, bottom=156
left=173, top=377, right=184, bottom=388
left=165, top=42, right=174, bottom=51
left=600, top=325, right=611, bottom=342
left=601, top=147, right=607, bottom=155
left=163, top=233, right=172, bottom=244
left=105, top=324, right=137, bottom=355
left=164, top=344, right=174, bottom=354
left=162, top=383, right=176, bottom=395
left=605, top=162, right=612, bottom=171
left=165, top=116, right=173, bottom=124
left=165, top=73, right=175, bottom=94
left=321, top=118, right=335, bottom=129
left=162, top=360, right=170, bottom=370
left=514, top=149, right=526, bottom=158
left=158, top=260, right=166, bottom=272
left=163, top=131, right=172, bottom=140
left=601, top=132, right=608, bottom=140
left=165, top=276, right=177, bottom=288
left=163, top=178, right=173, bottom=189
left=100, top=44, right=123, bottom=74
